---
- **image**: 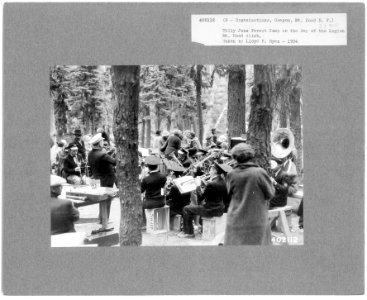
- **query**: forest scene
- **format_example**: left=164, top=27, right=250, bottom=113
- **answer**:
left=50, top=64, right=304, bottom=247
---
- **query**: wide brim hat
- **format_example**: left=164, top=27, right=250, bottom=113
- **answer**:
left=89, top=133, right=104, bottom=145
left=145, top=155, right=161, bottom=166
left=162, top=131, right=170, bottom=137
left=51, top=175, right=67, bottom=187
left=214, top=162, right=233, bottom=174
left=73, top=129, right=82, bottom=136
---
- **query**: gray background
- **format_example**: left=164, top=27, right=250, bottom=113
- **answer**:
left=2, top=3, right=364, bottom=295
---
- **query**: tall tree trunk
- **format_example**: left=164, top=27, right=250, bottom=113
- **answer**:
left=141, top=112, right=146, bottom=148
left=196, top=65, right=204, bottom=145
left=146, top=106, right=151, bottom=148
left=111, top=65, right=142, bottom=246
left=155, top=104, right=161, bottom=131
left=54, top=97, right=68, bottom=135
left=279, top=98, right=288, bottom=128
left=227, top=65, right=247, bottom=142
left=290, top=86, right=303, bottom=179
left=247, top=65, right=276, bottom=172
left=191, top=116, right=197, bottom=134
left=166, top=115, right=171, bottom=132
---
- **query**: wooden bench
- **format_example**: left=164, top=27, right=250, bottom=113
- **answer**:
left=268, top=205, right=293, bottom=244
left=202, top=213, right=227, bottom=240
left=145, top=205, right=170, bottom=234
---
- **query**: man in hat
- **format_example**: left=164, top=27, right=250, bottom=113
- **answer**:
left=141, top=156, right=167, bottom=209
left=88, top=133, right=117, bottom=222
left=50, top=175, right=80, bottom=235
left=164, top=129, right=182, bottom=159
left=224, top=143, right=275, bottom=245
left=72, top=129, right=86, bottom=161
left=63, top=144, right=83, bottom=184
left=179, top=163, right=228, bottom=238
left=141, top=156, right=167, bottom=227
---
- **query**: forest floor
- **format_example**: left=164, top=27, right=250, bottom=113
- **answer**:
left=74, top=196, right=303, bottom=247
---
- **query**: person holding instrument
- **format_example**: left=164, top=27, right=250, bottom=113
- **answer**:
left=88, top=133, right=117, bottom=223
left=141, top=156, right=167, bottom=228
left=63, top=144, right=83, bottom=185
left=178, top=163, right=227, bottom=238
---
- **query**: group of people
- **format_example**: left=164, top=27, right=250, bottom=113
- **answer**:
left=50, top=126, right=301, bottom=245
left=140, top=135, right=300, bottom=245
left=50, top=128, right=117, bottom=235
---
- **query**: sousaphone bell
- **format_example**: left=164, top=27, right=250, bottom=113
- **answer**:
left=271, top=128, right=295, bottom=160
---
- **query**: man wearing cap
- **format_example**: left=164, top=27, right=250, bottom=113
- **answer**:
left=50, top=175, right=80, bottom=235
left=164, top=129, right=182, bottom=159
left=141, top=156, right=167, bottom=226
left=88, top=133, right=117, bottom=222
left=224, top=143, right=275, bottom=245
left=179, top=163, right=227, bottom=238
left=72, top=129, right=86, bottom=161
left=63, top=144, right=83, bottom=184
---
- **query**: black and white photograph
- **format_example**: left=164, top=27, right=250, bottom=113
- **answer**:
left=50, top=64, right=304, bottom=247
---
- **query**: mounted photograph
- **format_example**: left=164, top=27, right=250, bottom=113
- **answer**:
left=50, top=64, right=304, bottom=247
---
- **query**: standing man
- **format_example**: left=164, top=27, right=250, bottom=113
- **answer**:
left=152, top=130, right=162, bottom=151
left=88, top=133, right=117, bottom=222
left=224, top=143, right=275, bottom=245
left=63, top=144, right=82, bottom=184
left=164, top=129, right=182, bottom=158
left=72, top=129, right=86, bottom=161
left=159, top=131, right=170, bottom=155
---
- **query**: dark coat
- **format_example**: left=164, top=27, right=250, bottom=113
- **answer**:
left=73, top=138, right=86, bottom=160
left=141, top=171, right=167, bottom=207
left=63, top=154, right=80, bottom=177
left=224, top=162, right=275, bottom=245
left=88, top=148, right=116, bottom=187
left=197, top=176, right=227, bottom=216
left=166, top=185, right=191, bottom=215
left=164, top=135, right=181, bottom=157
left=51, top=197, right=80, bottom=235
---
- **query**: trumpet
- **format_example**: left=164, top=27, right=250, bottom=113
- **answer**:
left=198, top=174, right=211, bottom=187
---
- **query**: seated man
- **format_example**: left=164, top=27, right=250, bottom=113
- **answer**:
left=63, top=144, right=83, bottom=185
left=269, top=149, right=298, bottom=209
left=50, top=175, right=80, bottom=235
left=166, top=171, right=191, bottom=218
left=141, top=156, right=167, bottom=226
left=179, top=163, right=227, bottom=238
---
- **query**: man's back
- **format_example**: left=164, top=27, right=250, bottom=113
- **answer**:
left=88, top=148, right=116, bottom=177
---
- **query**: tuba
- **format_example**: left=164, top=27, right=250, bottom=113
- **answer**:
left=271, top=128, right=295, bottom=159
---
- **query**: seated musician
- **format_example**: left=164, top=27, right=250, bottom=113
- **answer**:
left=63, top=144, right=83, bottom=185
left=178, top=149, right=193, bottom=168
left=178, top=163, right=227, bottom=238
left=166, top=171, right=191, bottom=219
left=50, top=175, right=80, bottom=235
left=141, top=156, right=167, bottom=226
left=269, top=149, right=298, bottom=209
